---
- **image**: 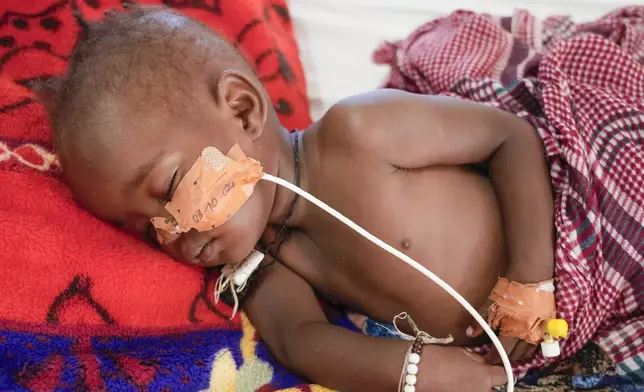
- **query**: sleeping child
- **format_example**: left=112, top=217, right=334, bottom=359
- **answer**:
left=40, top=5, right=644, bottom=392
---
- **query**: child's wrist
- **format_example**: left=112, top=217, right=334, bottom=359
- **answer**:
left=505, top=263, right=554, bottom=284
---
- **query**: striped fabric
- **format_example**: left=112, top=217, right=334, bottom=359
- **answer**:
left=374, top=7, right=644, bottom=382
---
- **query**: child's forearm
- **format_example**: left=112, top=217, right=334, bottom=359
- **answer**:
left=285, top=323, right=490, bottom=392
left=244, top=261, right=420, bottom=391
left=489, top=117, right=555, bottom=283
left=283, top=322, right=508, bottom=392
left=284, top=321, right=438, bottom=392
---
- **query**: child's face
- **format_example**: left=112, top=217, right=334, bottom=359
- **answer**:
left=64, top=96, right=277, bottom=267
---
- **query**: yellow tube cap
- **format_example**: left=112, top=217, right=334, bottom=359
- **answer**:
left=545, top=319, right=568, bottom=339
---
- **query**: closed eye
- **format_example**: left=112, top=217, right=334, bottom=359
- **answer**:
left=146, top=169, right=179, bottom=246
left=163, top=169, right=179, bottom=202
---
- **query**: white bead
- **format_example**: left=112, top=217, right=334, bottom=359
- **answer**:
left=408, top=353, right=421, bottom=364
left=405, top=374, right=417, bottom=385
left=406, top=363, right=419, bottom=375
left=404, top=385, right=416, bottom=392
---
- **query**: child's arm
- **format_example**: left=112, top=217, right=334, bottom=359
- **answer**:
left=327, top=89, right=555, bottom=285
left=324, top=89, right=555, bottom=361
left=243, top=254, right=506, bottom=392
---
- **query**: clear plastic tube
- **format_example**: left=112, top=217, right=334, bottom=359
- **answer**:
left=262, top=173, right=514, bottom=392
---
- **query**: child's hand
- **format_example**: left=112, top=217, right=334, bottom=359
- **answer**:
left=466, top=299, right=540, bottom=364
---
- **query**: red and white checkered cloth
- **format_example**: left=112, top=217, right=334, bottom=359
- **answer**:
left=374, top=7, right=644, bottom=382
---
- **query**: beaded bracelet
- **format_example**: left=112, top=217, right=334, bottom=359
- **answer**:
left=393, top=312, right=454, bottom=392
left=399, top=334, right=424, bottom=392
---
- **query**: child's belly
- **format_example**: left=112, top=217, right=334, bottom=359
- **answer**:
left=304, top=166, right=506, bottom=344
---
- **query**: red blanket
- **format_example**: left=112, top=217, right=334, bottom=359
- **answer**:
left=0, top=1, right=321, bottom=391
left=374, top=7, right=644, bottom=382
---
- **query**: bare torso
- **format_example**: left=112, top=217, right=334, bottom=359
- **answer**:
left=279, top=125, right=507, bottom=344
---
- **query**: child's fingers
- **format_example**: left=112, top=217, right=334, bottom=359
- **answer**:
left=502, top=337, right=520, bottom=361
left=487, top=365, right=509, bottom=388
left=525, top=344, right=539, bottom=359
left=466, top=323, right=484, bottom=338
left=510, top=341, right=538, bottom=361
left=466, top=300, right=493, bottom=338
left=484, top=336, right=519, bottom=364
left=483, top=349, right=500, bottom=364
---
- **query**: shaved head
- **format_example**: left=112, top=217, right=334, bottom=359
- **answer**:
left=37, top=5, right=286, bottom=268
left=42, top=5, right=253, bottom=165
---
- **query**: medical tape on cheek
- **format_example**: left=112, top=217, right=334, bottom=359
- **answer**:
left=150, top=144, right=264, bottom=244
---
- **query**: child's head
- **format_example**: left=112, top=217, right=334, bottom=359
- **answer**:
left=43, top=6, right=286, bottom=266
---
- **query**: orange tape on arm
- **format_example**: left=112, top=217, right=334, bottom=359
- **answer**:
left=487, top=278, right=557, bottom=345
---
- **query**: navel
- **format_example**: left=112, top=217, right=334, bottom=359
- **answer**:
left=401, top=238, right=412, bottom=250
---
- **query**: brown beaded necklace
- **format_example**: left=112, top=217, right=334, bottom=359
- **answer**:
left=266, top=130, right=301, bottom=258
left=217, top=131, right=301, bottom=309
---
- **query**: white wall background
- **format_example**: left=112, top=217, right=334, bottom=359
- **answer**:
left=289, top=0, right=644, bottom=119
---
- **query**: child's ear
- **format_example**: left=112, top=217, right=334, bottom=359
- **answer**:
left=212, top=70, right=268, bottom=141
left=34, top=76, right=64, bottom=116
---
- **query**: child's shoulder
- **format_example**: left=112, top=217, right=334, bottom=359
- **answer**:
left=314, top=89, right=422, bottom=149
left=321, top=89, right=419, bottom=123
